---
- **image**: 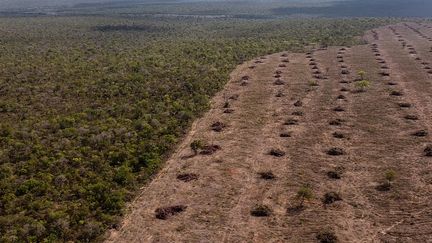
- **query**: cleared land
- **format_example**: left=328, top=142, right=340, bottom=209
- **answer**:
left=107, top=22, right=432, bottom=242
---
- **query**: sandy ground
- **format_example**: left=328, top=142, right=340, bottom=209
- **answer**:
left=106, top=23, right=432, bottom=243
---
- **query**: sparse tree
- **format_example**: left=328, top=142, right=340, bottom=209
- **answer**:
left=190, top=140, right=204, bottom=155
left=358, top=70, right=366, bottom=80
left=355, top=79, right=370, bottom=92
left=296, top=185, right=314, bottom=207
left=309, top=80, right=319, bottom=86
left=385, top=170, right=396, bottom=184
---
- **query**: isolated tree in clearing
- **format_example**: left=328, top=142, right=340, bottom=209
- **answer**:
left=385, top=170, right=396, bottom=185
left=296, top=185, right=314, bottom=208
left=190, top=140, right=204, bottom=155
left=355, top=79, right=370, bottom=92
left=358, top=70, right=366, bottom=80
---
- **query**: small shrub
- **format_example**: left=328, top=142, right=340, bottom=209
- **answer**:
left=228, top=94, right=239, bottom=100
left=296, top=185, right=314, bottom=207
left=276, top=91, right=284, bottom=97
left=314, top=74, right=325, bottom=79
left=292, top=111, right=304, bottom=116
left=329, top=119, right=344, bottom=126
left=425, top=145, right=432, bottom=156
left=223, top=101, right=230, bottom=108
left=270, top=149, right=285, bottom=157
left=155, top=205, right=187, bottom=220
left=274, top=79, right=285, bottom=85
left=376, top=170, right=396, bottom=191
left=385, top=170, right=396, bottom=182
left=333, top=106, right=345, bottom=112
left=200, top=145, right=221, bottom=155
left=258, top=171, right=276, bottom=180
left=241, top=75, right=250, bottom=81
left=327, top=148, right=345, bottom=156
left=284, top=119, right=299, bottom=125
left=398, top=103, right=411, bottom=108
left=294, top=100, right=303, bottom=107
left=309, top=80, right=319, bottom=86
left=332, top=132, right=345, bottom=139
left=380, top=71, right=390, bottom=76
left=190, top=140, right=204, bottom=155
left=211, top=122, right=226, bottom=132
left=412, top=130, right=428, bottom=137
left=355, top=80, right=370, bottom=92
left=224, top=108, right=235, bottom=114
left=357, top=70, right=366, bottom=80
left=390, top=91, right=403, bottom=96
left=280, top=132, right=292, bottom=138
left=322, top=192, right=342, bottom=205
left=250, top=205, right=272, bottom=217
left=404, top=115, right=418, bottom=120
left=327, top=166, right=344, bottom=179
left=316, top=230, right=338, bottom=243
left=177, top=173, right=199, bottom=182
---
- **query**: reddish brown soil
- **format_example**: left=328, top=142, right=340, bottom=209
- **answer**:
left=106, top=23, right=432, bottom=242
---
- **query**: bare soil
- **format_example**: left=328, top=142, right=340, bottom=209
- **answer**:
left=106, top=23, right=432, bottom=243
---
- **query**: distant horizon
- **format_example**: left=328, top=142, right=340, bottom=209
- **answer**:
left=1, top=0, right=432, bottom=18
left=0, top=0, right=350, bottom=11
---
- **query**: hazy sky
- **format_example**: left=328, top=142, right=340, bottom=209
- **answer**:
left=0, top=0, right=341, bottom=10
left=0, top=0, right=118, bottom=9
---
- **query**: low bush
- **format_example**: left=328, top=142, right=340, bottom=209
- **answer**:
left=155, top=205, right=187, bottom=220
left=251, top=204, right=272, bottom=217
left=322, top=192, right=342, bottom=205
left=316, top=230, right=338, bottom=243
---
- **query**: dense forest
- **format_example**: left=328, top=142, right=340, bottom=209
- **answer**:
left=0, top=15, right=394, bottom=242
